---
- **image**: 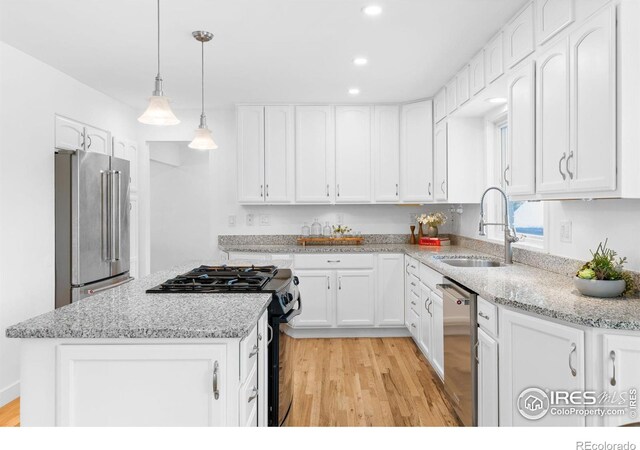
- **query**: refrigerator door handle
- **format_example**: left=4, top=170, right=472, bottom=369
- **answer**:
left=112, top=170, right=121, bottom=261
left=101, top=170, right=110, bottom=262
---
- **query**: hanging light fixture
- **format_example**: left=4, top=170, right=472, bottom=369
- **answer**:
left=138, top=0, right=180, bottom=125
left=188, top=30, right=218, bottom=150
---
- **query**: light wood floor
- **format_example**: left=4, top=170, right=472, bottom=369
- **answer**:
left=0, top=337, right=460, bottom=427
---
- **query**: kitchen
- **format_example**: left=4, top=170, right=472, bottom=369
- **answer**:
left=1, top=0, right=640, bottom=445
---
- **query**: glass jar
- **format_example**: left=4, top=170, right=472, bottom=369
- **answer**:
left=323, top=221, right=332, bottom=236
left=310, top=218, right=322, bottom=236
left=301, top=222, right=310, bottom=237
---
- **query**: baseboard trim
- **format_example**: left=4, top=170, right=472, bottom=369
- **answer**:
left=285, top=326, right=411, bottom=339
left=0, top=380, right=20, bottom=408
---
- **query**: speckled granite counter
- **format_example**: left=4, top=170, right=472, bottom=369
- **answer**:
left=5, top=261, right=288, bottom=339
left=221, top=242, right=640, bottom=331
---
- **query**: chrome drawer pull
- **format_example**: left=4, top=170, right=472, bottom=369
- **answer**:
left=327, top=260, right=341, bottom=263
left=213, top=361, right=220, bottom=400
left=610, top=351, right=617, bottom=386
left=248, top=387, right=258, bottom=403
left=478, top=311, right=490, bottom=321
left=249, top=344, right=259, bottom=358
left=558, top=153, right=567, bottom=180
left=569, top=343, right=577, bottom=377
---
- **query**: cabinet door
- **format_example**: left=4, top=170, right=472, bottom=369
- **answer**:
left=536, top=39, right=570, bottom=194
left=507, top=61, right=536, bottom=195
left=257, top=311, right=269, bottom=427
left=113, top=138, right=138, bottom=192
left=85, top=126, right=110, bottom=155
left=57, top=344, right=227, bottom=426
left=376, top=254, right=405, bottom=326
left=446, top=78, right=458, bottom=115
left=295, top=106, right=335, bottom=203
left=434, top=88, right=447, bottom=123
left=294, top=270, right=334, bottom=328
left=602, top=334, right=640, bottom=427
left=264, top=106, right=294, bottom=203
left=434, top=120, right=448, bottom=201
left=478, top=328, right=499, bottom=427
left=470, top=51, right=486, bottom=96
left=486, top=32, right=504, bottom=84
left=237, top=106, right=265, bottom=203
left=336, top=270, right=375, bottom=327
left=505, top=3, right=535, bottom=69
left=400, top=101, right=434, bottom=203
left=335, top=106, right=372, bottom=203
left=420, top=285, right=432, bottom=359
left=568, top=7, right=616, bottom=193
left=457, top=65, right=471, bottom=106
left=430, top=290, right=444, bottom=380
left=536, top=0, right=574, bottom=45
left=372, top=105, right=401, bottom=202
left=500, top=309, right=586, bottom=426
left=55, top=116, right=85, bottom=152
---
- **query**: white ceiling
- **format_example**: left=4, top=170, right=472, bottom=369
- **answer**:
left=0, top=0, right=527, bottom=109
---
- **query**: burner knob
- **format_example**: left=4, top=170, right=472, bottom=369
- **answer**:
left=293, top=276, right=299, bottom=286
left=287, top=293, right=294, bottom=303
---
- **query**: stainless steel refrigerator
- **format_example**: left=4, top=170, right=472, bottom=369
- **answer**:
left=55, top=149, right=132, bottom=308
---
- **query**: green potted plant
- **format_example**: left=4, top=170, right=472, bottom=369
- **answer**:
left=574, top=240, right=637, bottom=298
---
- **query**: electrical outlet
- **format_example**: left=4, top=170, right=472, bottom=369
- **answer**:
left=228, top=215, right=236, bottom=227
left=560, top=220, right=572, bottom=243
left=246, top=214, right=255, bottom=226
left=336, top=214, right=344, bottom=225
left=259, top=214, right=271, bottom=226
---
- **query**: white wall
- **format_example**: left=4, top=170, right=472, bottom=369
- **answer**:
left=0, top=42, right=142, bottom=406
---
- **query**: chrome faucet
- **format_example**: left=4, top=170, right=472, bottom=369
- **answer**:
left=478, top=186, right=520, bottom=264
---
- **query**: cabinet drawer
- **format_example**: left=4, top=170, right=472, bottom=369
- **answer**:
left=408, top=307, right=420, bottom=339
left=240, top=324, right=259, bottom=382
left=294, top=253, right=374, bottom=269
left=477, top=296, right=498, bottom=337
left=419, top=263, right=443, bottom=291
left=407, top=273, right=420, bottom=296
left=409, top=289, right=421, bottom=316
left=240, top=364, right=259, bottom=426
left=406, top=257, right=419, bottom=277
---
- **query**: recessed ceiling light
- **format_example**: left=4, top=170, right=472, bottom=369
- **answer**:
left=353, top=57, right=368, bottom=66
left=349, top=88, right=361, bottom=95
left=487, top=97, right=507, bottom=104
left=362, top=5, right=382, bottom=16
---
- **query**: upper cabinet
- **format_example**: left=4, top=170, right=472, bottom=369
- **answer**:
left=55, top=116, right=111, bottom=155
left=237, top=106, right=265, bottom=203
left=433, top=120, right=448, bottom=202
left=536, top=0, right=574, bottom=45
left=470, top=50, right=486, bottom=96
left=485, top=32, right=504, bottom=83
left=433, top=88, right=447, bottom=124
left=446, top=78, right=458, bottom=115
left=400, top=101, right=434, bottom=203
left=295, top=106, right=335, bottom=203
left=335, top=106, right=372, bottom=203
left=372, top=105, right=401, bottom=202
left=505, top=2, right=535, bottom=69
left=457, top=65, right=471, bottom=106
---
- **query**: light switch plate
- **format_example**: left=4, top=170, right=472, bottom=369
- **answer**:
left=246, top=214, right=255, bottom=226
left=259, top=214, right=271, bottom=226
left=560, top=220, right=572, bottom=243
left=228, top=215, right=236, bottom=226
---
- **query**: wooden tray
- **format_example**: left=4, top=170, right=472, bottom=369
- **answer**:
left=297, top=236, right=364, bottom=247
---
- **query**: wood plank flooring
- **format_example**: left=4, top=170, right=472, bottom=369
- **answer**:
left=0, top=337, right=460, bottom=427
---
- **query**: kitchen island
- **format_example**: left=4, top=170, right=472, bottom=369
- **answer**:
left=5, top=261, right=285, bottom=427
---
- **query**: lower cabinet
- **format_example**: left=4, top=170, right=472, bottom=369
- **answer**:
left=477, top=327, right=499, bottom=427
left=336, top=270, right=375, bottom=327
left=430, top=290, right=444, bottom=378
left=419, top=284, right=433, bottom=359
left=294, top=270, right=334, bottom=328
left=600, top=333, right=640, bottom=427
left=376, top=253, right=406, bottom=326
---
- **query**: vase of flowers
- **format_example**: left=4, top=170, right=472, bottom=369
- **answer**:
left=332, top=225, right=352, bottom=238
left=417, top=212, right=447, bottom=238
left=574, top=240, right=636, bottom=298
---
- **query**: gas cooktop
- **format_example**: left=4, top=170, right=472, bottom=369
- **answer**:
left=146, top=265, right=279, bottom=293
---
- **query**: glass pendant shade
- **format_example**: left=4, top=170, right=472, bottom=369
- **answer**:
left=138, top=95, right=180, bottom=125
left=189, top=126, right=218, bottom=150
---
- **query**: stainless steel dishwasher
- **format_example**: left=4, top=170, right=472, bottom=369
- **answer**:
left=437, top=277, right=478, bottom=427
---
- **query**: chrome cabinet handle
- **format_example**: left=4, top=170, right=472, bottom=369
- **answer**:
left=327, top=276, right=330, bottom=290
left=610, top=350, right=617, bottom=386
left=424, top=298, right=429, bottom=310
left=558, top=153, right=567, bottom=180
left=248, top=387, right=258, bottom=403
left=410, top=282, right=417, bottom=287
left=327, top=260, right=341, bottom=263
left=478, top=311, right=490, bottom=321
left=213, top=361, right=220, bottom=400
left=260, top=184, right=264, bottom=197
left=267, top=324, right=273, bottom=345
left=411, top=300, right=417, bottom=306
left=566, top=151, right=574, bottom=179
left=475, top=340, right=480, bottom=364
left=395, top=183, right=399, bottom=196
left=411, top=323, right=417, bottom=329
left=504, top=165, right=510, bottom=186
left=249, top=344, right=259, bottom=358
left=326, top=184, right=330, bottom=197
left=87, top=135, right=92, bottom=149
left=569, top=343, right=577, bottom=377
left=337, top=184, right=340, bottom=197
left=258, top=332, right=262, bottom=341
left=265, top=185, right=269, bottom=197
left=440, top=180, right=446, bottom=194
left=428, top=182, right=432, bottom=196
left=427, top=299, right=432, bottom=316
left=338, top=277, right=342, bottom=290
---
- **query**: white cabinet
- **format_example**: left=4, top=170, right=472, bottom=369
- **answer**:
left=113, top=136, right=139, bottom=279
left=419, top=284, right=433, bottom=359
left=505, top=2, right=535, bottom=69
left=433, top=120, right=448, bottom=201
left=486, top=32, right=504, bottom=83
left=601, top=334, right=640, bottom=427
left=113, top=137, right=138, bottom=191
left=376, top=254, right=405, bottom=327
left=430, top=290, right=444, bottom=379
left=237, top=106, right=265, bottom=203
left=434, top=88, right=447, bottom=123
left=500, top=309, right=586, bottom=426
left=56, top=344, right=227, bottom=426
left=372, top=106, right=401, bottom=202
left=294, top=270, right=334, bottom=328
left=506, top=61, right=536, bottom=195
left=536, top=0, right=574, bottom=45
left=55, top=116, right=111, bottom=155
left=295, top=106, right=335, bottom=203
left=457, top=65, right=471, bottom=106
left=400, top=101, right=434, bottom=203
left=336, top=270, right=375, bottom=327
left=84, top=126, right=110, bottom=155
left=446, top=78, right=458, bottom=115
left=470, top=50, right=486, bottom=96
left=478, top=327, right=499, bottom=427
left=335, top=106, right=372, bottom=203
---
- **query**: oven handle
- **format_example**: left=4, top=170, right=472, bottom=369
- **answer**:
left=280, top=296, right=302, bottom=323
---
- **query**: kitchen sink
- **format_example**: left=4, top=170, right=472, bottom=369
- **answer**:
left=438, top=258, right=504, bottom=268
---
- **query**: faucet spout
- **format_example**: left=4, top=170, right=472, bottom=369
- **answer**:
left=478, top=186, right=520, bottom=264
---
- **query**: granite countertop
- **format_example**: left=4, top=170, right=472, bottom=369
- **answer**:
left=5, top=260, right=290, bottom=340
left=221, top=242, right=640, bottom=331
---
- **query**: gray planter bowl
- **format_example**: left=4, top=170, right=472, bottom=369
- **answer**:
left=574, top=277, right=626, bottom=298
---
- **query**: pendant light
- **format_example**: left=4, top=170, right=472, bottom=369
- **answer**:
left=138, top=0, right=180, bottom=125
left=189, top=31, right=218, bottom=150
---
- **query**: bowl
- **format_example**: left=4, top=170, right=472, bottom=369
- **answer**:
left=573, top=277, right=626, bottom=298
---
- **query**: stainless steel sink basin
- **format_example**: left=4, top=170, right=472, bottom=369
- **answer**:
left=438, top=258, right=504, bottom=268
